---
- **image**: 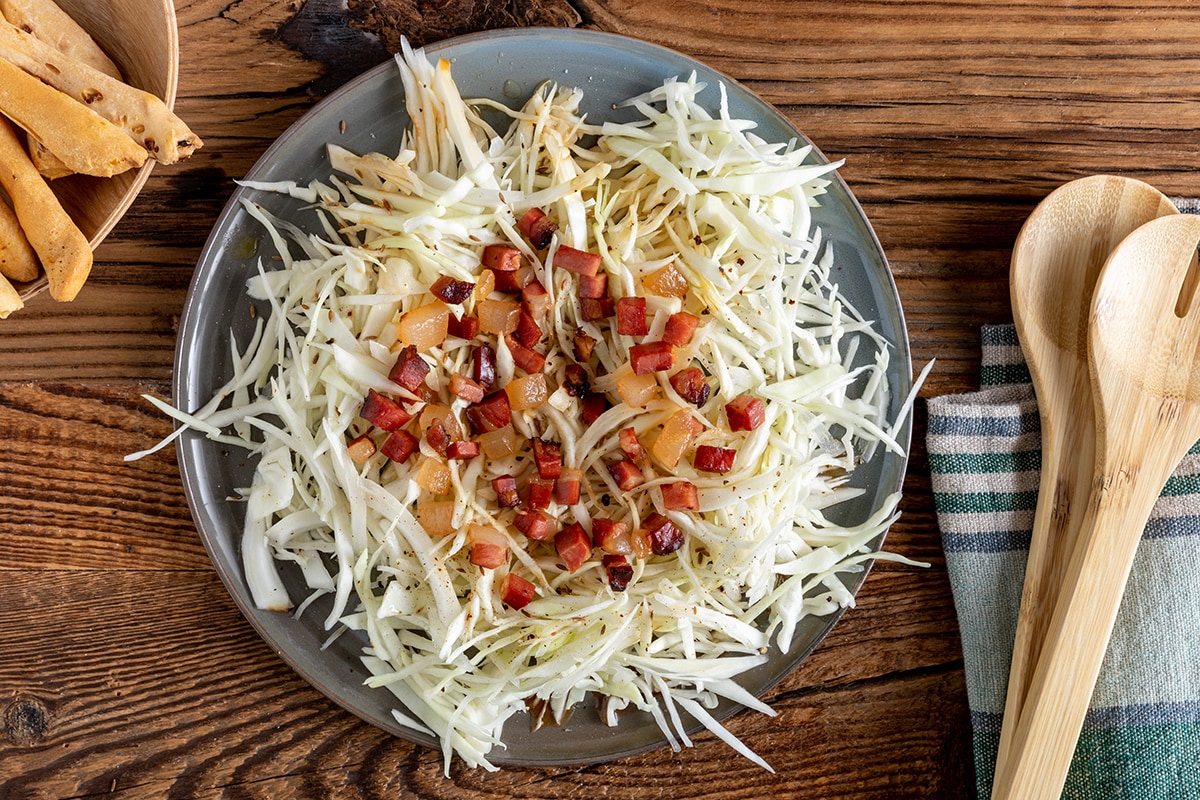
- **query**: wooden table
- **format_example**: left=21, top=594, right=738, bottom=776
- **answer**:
left=4, top=1, right=1197, bottom=797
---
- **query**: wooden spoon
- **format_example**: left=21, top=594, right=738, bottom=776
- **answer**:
left=991, top=212, right=1200, bottom=799
left=999, top=176, right=1176, bottom=772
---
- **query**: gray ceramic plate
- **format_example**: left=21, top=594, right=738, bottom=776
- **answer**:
left=175, top=28, right=911, bottom=766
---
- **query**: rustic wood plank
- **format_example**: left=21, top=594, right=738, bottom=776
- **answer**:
left=0, top=568, right=968, bottom=799
left=0, top=383, right=202, bottom=570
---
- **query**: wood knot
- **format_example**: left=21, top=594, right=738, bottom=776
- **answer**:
left=4, top=696, right=49, bottom=746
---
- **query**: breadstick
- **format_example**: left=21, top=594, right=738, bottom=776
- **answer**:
left=26, top=135, right=73, bottom=180
left=0, top=270, right=22, bottom=318
left=0, top=0, right=121, bottom=78
left=2, top=0, right=121, bottom=180
left=0, top=116, right=91, bottom=301
left=0, top=56, right=146, bottom=177
left=0, top=20, right=202, bottom=164
left=0, top=193, right=39, bottom=282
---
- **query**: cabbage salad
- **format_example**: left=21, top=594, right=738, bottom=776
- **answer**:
left=139, top=42, right=918, bottom=771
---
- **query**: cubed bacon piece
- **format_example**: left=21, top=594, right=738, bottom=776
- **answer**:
left=518, top=207, right=557, bottom=249
left=669, top=366, right=711, bottom=407
left=562, top=364, right=590, bottom=398
left=617, top=371, right=659, bottom=408
left=472, top=344, right=496, bottom=388
left=447, top=314, right=480, bottom=340
left=555, top=522, right=593, bottom=573
left=449, top=373, right=486, bottom=404
left=380, top=429, right=419, bottom=463
left=642, top=263, right=689, bottom=299
left=607, top=457, right=645, bottom=492
left=505, top=334, right=546, bottom=374
left=399, top=301, right=450, bottom=351
left=388, top=345, right=430, bottom=392
left=695, top=444, right=736, bottom=473
left=592, top=518, right=631, bottom=555
left=662, top=481, right=700, bottom=511
left=513, top=508, right=553, bottom=540
left=554, top=467, right=583, bottom=505
left=554, top=245, right=601, bottom=277
left=651, top=408, right=696, bottom=469
left=618, top=427, right=644, bottom=460
left=633, top=525, right=652, bottom=556
left=522, top=279, right=552, bottom=322
left=616, top=296, right=649, bottom=336
left=418, top=500, right=456, bottom=537
left=526, top=478, right=554, bottom=510
left=630, top=340, right=675, bottom=375
left=578, top=273, right=608, bottom=299
left=580, top=296, right=615, bottom=321
left=641, top=512, right=684, bottom=555
left=532, top=438, right=563, bottom=480
left=726, top=395, right=766, bottom=432
left=360, top=389, right=412, bottom=431
left=475, top=270, right=497, bottom=298
left=492, top=265, right=534, bottom=293
left=346, top=433, right=377, bottom=464
left=663, top=311, right=700, bottom=346
left=468, top=524, right=508, bottom=569
left=466, top=391, right=511, bottom=434
left=500, top=572, right=536, bottom=609
left=425, top=422, right=451, bottom=455
left=481, top=244, right=522, bottom=272
left=430, top=275, right=475, bottom=304
left=477, top=298, right=521, bottom=335
left=582, top=392, right=609, bottom=425
left=573, top=328, right=597, bottom=362
left=513, top=309, right=542, bottom=348
left=413, top=456, right=452, bottom=495
left=630, top=527, right=652, bottom=559
left=445, top=440, right=481, bottom=460
left=492, top=474, right=522, bottom=508
left=602, top=554, right=634, bottom=592
left=478, top=424, right=518, bottom=460
left=505, top=373, right=548, bottom=411
left=421, top=404, right=459, bottom=438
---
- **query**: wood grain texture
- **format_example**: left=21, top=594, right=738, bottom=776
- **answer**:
left=5, top=0, right=1200, bottom=796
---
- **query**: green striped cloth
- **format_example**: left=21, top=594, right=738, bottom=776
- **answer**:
left=927, top=323, right=1200, bottom=799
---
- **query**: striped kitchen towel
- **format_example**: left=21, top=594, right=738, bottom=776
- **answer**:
left=927, top=323, right=1200, bottom=799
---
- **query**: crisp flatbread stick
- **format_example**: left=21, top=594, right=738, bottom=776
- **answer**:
left=0, top=193, right=39, bottom=282
left=1, top=0, right=122, bottom=179
left=0, top=20, right=201, bottom=164
left=0, top=57, right=146, bottom=177
left=0, top=0, right=121, bottom=77
left=0, top=270, right=22, bottom=318
left=0, top=115, right=92, bottom=301
left=26, top=136, right=73, bottom=180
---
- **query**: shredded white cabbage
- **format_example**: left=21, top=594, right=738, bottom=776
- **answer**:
left=141, top=43, right=921, bottom=772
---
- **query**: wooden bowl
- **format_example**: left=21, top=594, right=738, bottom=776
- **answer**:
left=14, top=0, right=179, bottom=301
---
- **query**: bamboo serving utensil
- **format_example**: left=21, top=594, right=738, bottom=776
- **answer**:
left=998, top=176, right=1177, bottom=774
left=992, top=212, right=1200, bottom=799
